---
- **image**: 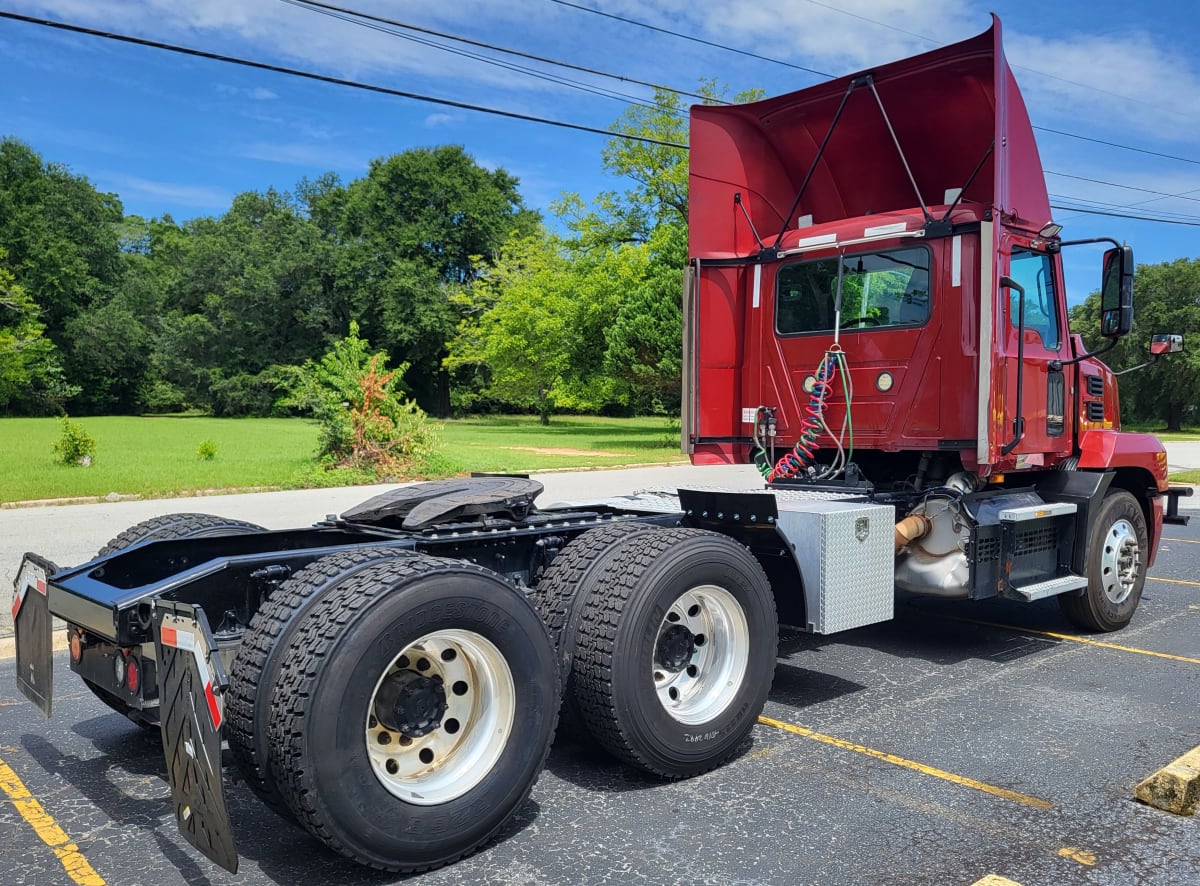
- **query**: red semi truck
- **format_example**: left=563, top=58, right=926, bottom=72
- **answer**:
left=10, top=15, right=1190, bottom=876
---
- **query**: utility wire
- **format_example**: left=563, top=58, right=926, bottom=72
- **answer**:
left=1046, top=170, right=1200, bottom=205
left=1049, top=193, right=1200, bottom=222
left=6, top=10, right=1200, bottom=230
left=0, top=10, right=686, bottom=148
left=278, top=0, right=684, bottom=118
left=546, top=0, right=834, bottom=79
left=550, top=0, right=1200, bottom=168
left=285, top=0, right=720, bottom=104
left=1049, top=204, right=1200, bottom=227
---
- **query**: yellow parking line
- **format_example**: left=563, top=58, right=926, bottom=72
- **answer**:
left=940, top=615, right=1200, bottom=665
left=1148, top=575, right=1200, bottom=587
left=757, top=716, right=1053, bottom=809
left=971, top=877, right=1021, bottom=886
left=0, top=755, right=106, bottom=886
left=1161, top=537, right=1200, bottom=544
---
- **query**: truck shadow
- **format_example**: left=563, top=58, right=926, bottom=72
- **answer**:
left=775, top=600, right=1060, bottom=668
left=26, top=713, right=539, bottom=884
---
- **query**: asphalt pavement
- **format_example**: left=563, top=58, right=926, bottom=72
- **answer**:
left=0, top=461, right=1197, bottom=885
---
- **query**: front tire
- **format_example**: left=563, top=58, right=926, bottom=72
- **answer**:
left=572, top=528, right=777, bottom=778
left=1059, top=489, right=1148, bottom=632
left=266, top=555, right=558, bottom=872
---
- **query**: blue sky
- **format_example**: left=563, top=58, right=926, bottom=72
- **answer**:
left=1, top=0, right=1198, bottom=305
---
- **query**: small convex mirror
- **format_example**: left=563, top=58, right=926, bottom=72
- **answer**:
left=1150, top=333, right=1183, bottom=356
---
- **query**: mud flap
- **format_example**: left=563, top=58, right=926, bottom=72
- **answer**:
left=154, top=600, right=238, bottom=874
left=13, top=553, right=58, bottom=717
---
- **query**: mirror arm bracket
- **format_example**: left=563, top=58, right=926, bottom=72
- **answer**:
left=1049, top=337, right=1117, bottom=371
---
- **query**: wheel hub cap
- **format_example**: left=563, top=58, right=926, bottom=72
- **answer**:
left=374, top=670, right=447, bottom=738
left=656, top=624, right=696, bottom=672
left=1101, top=518, right=1141, bottom=605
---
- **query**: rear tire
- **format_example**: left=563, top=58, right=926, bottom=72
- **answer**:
left=226, top=547, right=413, bottom=818
left=97, top=512, right=264, bottom=557
left=266, top=555, right=558, bottom=872
left=529, top=522, right=658, bottom=734
left=1059, top=489, right=1148, bottom=632
left=573, top=528, right=777, bottom=778
left=87, top=513, right=264, bottom=725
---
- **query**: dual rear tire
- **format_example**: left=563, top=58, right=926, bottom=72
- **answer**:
left=534, top=526, right=778, bottom=778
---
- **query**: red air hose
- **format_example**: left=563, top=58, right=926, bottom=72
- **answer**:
left=769, top=354, right=839, bottom=482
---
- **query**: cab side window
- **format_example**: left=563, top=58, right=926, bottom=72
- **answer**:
left=1007, top=249, right=1060, bottom=350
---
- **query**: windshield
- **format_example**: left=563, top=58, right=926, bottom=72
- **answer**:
left=776, top=246, right=931, bottom=335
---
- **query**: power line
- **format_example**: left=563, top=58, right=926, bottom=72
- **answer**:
left=285, top=0, right=719, bottom=104
left=1049, top=204, right=1200, bottom=227
left=0, top=10, right=685, bottom=148
left=550, top=0, right=1200, bottom=168
left=6, top=10, right=1200, bottom=232
left=1049, top=193, right=1200, bottom=223
left=546, top=0, right=834, bottom=79
left=278, top=0, right=684, bottom=119
left=1046, top=170, right=1200, bottom=206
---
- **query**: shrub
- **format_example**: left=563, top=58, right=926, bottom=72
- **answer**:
left=197, top=439, right=218, bottom=460
left=279, top=323, right=441, bottom=479
left=53, top=417, right=96, bottom=466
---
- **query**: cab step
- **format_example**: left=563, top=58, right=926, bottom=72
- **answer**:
left=1010, top=574, right=1087, bottom=602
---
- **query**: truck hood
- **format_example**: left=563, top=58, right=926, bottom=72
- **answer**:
left=690, top=15, right=1050, bottom=256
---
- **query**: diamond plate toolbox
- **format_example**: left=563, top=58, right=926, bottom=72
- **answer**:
left=774, top=498, right=895, bottom=634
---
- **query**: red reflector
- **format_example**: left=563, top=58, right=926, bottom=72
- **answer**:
left=126, top=656, right=141, bottom=694
left=69, top=630, right=83, bottom=664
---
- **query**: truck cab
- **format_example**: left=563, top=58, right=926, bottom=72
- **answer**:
left=682, top=16, right=1188, bottom=626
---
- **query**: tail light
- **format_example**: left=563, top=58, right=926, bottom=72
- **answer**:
left=125, top=654, right=141, bottom=695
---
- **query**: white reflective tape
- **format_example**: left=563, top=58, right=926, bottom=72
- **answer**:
left=795, top=233, right=836, bottom=248
left=864, top=221, right=906, bottom=237
left=952, top=235, right=962, bottom=287
left=752, top=263, right=762, bottom=308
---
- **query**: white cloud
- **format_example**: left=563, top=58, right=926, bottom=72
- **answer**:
left=1007, top=29, right=1200, bottom=143
left=424, top=112, right=457, bottom=128
left=217, top=83, right=278, bottom=100
left=235, top=140, right=373, bottom=171
left=98, top=173, right=230, bottom=208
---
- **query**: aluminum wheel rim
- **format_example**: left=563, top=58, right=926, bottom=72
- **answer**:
left=365, top=629, right=515, bottom=806
left=652, top=585, right=750, bottom=725
left=1100, top=518, right=1141, bottom=605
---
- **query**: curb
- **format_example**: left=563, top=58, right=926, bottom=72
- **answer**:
left=0, top=630, right=69, bottom=661
left=1134, top=744, right=1200, bottom=815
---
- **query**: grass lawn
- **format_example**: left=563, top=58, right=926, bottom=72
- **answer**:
left=0, top=414, right=685, bottom=503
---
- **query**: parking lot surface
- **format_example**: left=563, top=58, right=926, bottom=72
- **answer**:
left=1, top=497, right=1198, bottom=885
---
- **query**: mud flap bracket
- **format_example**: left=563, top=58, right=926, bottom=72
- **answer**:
left=154, top=600, right=239, bottom=874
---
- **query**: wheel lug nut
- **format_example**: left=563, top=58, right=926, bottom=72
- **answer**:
left=399, top=735, right=412, bottom=747
left=417, top=658, right=431, bottom=672
left=368, top=715, right=378, bottom=728
left=377, top=732, right=391, bottom=745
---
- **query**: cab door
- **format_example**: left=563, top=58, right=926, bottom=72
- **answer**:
left=998, top=234, right=1072, bottom=466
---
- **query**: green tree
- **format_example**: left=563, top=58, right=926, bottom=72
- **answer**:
left=0, top=138, right=124, bottom=348
left=0, top=247, right=67, bottom=412
left=1069, top=257, right=1200, bottom=430
left=329, top=146, right=539, bottom=413
left=447, top=232, right=594, bottom=424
